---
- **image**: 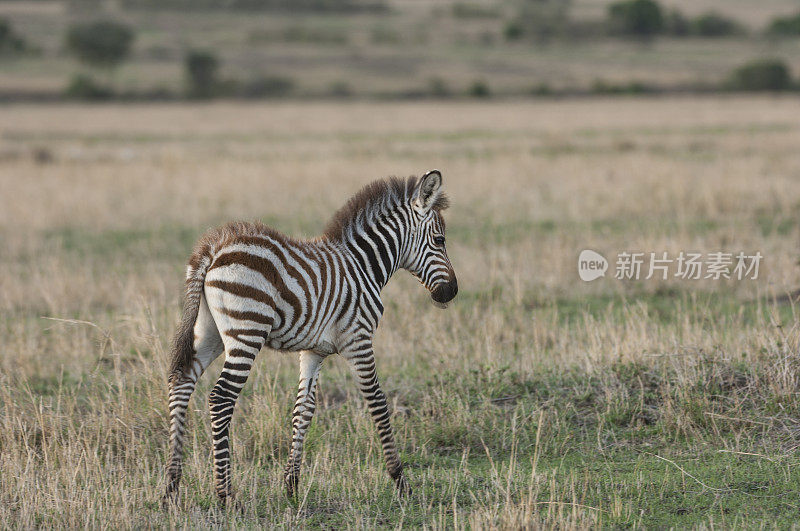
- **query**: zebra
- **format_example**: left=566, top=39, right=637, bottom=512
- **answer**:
left=164, top=170, right=457, bottom=504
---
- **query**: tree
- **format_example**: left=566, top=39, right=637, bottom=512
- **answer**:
left=766, top=11, right=800, bottom=37
left=607, top=0, right=664, bottom=38
left=691, top=12, right=743, bottom=37
left=505, top=0, right=573, bottom=44
left=664, top=9, right=690, bottom=36
left=468, top=79, right=491, bottom=98
left=0, top=17, right=26, bottom=55
left=728, top=59, right=792, bottom=91
left=66, top=20, right=134, bottom=70
left=185, top=50, right=219, bottom=98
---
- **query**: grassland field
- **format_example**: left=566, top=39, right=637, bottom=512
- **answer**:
left=1, top=96, right=800, bottom=527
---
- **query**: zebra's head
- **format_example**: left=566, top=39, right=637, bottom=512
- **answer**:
left=403, top=170, right=458, bottom=309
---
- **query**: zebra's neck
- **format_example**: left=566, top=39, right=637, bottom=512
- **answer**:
left=343, top=215, right=407, bottom=291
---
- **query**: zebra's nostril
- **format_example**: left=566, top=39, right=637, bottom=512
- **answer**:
left=431, top=279, right=457, bottom=303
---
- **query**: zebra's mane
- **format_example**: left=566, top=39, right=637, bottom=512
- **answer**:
left=322, top=176, right=449, bottom=241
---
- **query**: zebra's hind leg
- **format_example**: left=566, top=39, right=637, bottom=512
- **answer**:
left=164, top=294, right=224, bottom=505
left=284, top=352, right=323, bottom=498
left=208, top=336, right=265, bottom=502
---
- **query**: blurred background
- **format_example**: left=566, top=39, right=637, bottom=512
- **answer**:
left=2, top=0, right=800, bottom=99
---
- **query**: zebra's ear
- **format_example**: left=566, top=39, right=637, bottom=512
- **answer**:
left=413, top=170, right=443, bottom=213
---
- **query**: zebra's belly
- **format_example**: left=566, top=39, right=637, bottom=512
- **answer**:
left=266, top=330, right=338, bottom=355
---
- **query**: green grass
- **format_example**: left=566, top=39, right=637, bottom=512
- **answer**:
left=11, top=343, right=800, bottom=527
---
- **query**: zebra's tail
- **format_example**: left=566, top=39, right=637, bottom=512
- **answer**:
left=168, top=251, right=212, bottom=384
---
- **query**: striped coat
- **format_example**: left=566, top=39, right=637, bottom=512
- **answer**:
left=164, top=171, right=457, bottom=503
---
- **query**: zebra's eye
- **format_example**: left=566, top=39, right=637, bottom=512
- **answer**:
left=433, top=236, right=445, bottom=246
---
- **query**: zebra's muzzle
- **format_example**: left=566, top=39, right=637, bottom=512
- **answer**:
left=431, top=276, right=457, bottom=309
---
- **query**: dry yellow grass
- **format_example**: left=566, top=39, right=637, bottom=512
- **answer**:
left=1, top=96, right=799, bottom=527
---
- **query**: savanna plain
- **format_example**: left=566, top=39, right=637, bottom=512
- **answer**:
left=1, top=96, right=800, bottom=528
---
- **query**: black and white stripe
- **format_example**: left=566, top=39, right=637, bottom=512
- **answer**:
left=164, top=170, right=457, bottom=503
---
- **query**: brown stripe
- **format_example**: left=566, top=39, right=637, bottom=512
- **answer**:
left=208, top=250, right=304, bottom=324
left=206, top=279, right=274, bottom=306
left=224, top=328, right=269, bottom=350
left=216, top=306, right=274, bottom=326
left=237, top=236, right=316, bottom=296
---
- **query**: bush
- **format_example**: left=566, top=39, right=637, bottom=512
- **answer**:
left=427, top=77, right=451, bottom=98
left=241, top=75, right=294, bottom=98
left=119, top=0, right=387, bottom=12
left=607, top=0, right=664, bottom=38
left=766, top=12, right=800, bottom=36
left=591, top=78, right=655, bottom=95
left=727, top=59, right=792, bottom=91
left=468, top=79, right=491, bottom=98
left=664, top=9, right=690, bottom=36
left=503, top=21, right=524, bottom=41
left=185, top=50, right=219, bottom=98
left=691, top=12, right=743, bottom=37
left=64, top=73, right=112, bottom=100
left=531, top=82, right=553, bottom=96
left=282, top=24, right=348, bottom=45
left=66, top=20, right=134, bottom=70
left=0, top=17, right=27, bottom=54
left=327, top=80, right=352, bottom=98
left=504, top=0, right=573, bottom=43
left=370, top=25, right=401, bottom=45
left=452, top=3, right=500, bottom=19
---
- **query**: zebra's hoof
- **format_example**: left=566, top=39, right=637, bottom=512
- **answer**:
left=162, top=484, right=181, bottom=509
left=161, top=494, right=177, bottom=510
left=216, top=493, right=244, bottom=512
left=284, top=474, right=299, bottom=499
left=228, top=499, right=246, bottom=514
left=395, top=475, right=412, bottom=497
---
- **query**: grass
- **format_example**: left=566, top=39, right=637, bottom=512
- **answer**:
left=1, top=96, right=800, bottom=527
left=5, top=326, right=800, bottom=527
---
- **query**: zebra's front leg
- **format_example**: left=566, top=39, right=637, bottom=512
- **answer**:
left=284, top=352, right=323, bottom=498
left=343, top=345, right=410, bottom=496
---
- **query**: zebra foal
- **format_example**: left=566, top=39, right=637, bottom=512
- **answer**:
left=164, top=171, right=457, bottom=503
